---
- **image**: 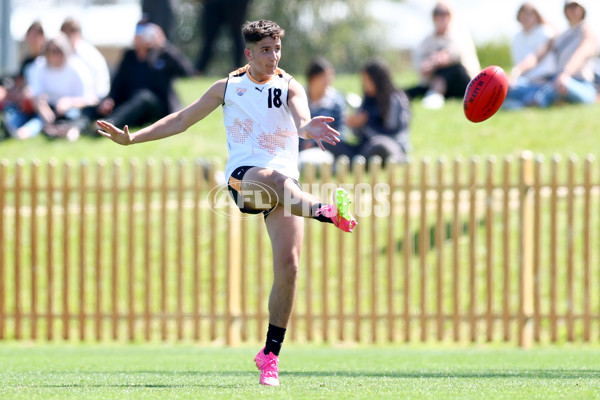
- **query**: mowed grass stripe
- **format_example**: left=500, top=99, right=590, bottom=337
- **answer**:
left=1, top=344, right=599, bottom=399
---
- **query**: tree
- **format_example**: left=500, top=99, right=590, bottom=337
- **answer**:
left=249, top=0, right=385, bottom=74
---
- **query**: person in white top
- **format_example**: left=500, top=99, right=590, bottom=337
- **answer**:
left=405, top=1, right=481, bottom=109
left=507, top=0, right=598, bottom=108
left=97, top=19, right=356, bottom=387
left=60, top=17, right=111, bottom=100
left=29, top=33, right=97, bottom=139
left=510, top=2, right=556, bottom=85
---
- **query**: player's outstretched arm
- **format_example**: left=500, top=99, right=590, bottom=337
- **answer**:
left=287, top=79, right=340, bottom=151
left=97, top=79, right=227, bottom=145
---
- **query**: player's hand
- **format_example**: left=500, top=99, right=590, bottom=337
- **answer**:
left=97, top=120, right=133, bottom=145
left=303, top=116, right=340, bottom=151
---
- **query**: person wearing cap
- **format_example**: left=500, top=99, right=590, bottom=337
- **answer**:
left=507, top=0, right=598, bottom=108
left=92, top=21, right=194, bottom=130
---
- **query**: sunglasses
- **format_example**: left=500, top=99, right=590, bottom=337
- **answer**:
left=433, top=8, right=450, bottom=16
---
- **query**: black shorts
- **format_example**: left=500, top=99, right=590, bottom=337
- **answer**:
left=227, top=166, right=277, bottom=218
left=227, top=166, right=301, bottom=219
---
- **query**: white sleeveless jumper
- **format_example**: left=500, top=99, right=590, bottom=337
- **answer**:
left=223, top=65, right=300, bottom=181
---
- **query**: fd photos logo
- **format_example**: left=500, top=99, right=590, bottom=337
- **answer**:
left=207, top=181, right=391, bottom=219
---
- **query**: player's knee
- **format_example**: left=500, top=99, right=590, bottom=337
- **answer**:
left=276, top=257, right=299, bottom=282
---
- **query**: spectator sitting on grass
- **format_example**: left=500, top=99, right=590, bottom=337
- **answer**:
left=505, top=0, right=598, bottom=109
left=60, top=17, right=111, bottom=101
left=510, top=2, right=556, bottom=86
left=404, top=1, right=481, bottom=109
left=324, top=59, right=411, bottom=165
left=298, top=57, right=347, bottom=165
left=0, top=21, right=46, bottom=140
left=91, top=21, right=194, bottom=132
left=28, top=33, right=97, bottom=140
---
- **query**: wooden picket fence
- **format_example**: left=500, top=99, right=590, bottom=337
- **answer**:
left=0, top=152, right=599, bottom=346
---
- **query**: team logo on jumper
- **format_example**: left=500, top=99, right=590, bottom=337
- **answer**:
left=236, top=87, right=247, bottom=96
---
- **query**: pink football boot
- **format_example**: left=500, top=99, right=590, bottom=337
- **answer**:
left=315, top=188, right=357, bottom=232
left=254, top=347, right=280, bottom=386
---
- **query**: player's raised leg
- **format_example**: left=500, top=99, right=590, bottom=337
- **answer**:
left=254, top=206, right=303, bottom=386
left=240, top=167, right=356, bottom=232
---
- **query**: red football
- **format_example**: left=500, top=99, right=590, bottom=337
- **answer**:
left=463, top=65, right=508, bottom=123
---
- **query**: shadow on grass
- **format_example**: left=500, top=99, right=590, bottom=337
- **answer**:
left=20, top=368, right=600, bottom=388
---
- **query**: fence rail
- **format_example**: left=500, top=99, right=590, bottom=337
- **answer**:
left=0, top=153, right=599, bottom=346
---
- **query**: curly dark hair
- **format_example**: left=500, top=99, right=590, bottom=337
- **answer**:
left=242, top=20, right=285, bottom=45
left=362, top=59, right=397, bottom=121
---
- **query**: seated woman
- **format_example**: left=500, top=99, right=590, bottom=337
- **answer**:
left=404, top=1, right=481, bottom=109
left=28, top=33, right=97, bottom=140
left=326, top=59, right=411, bottom=164
left=506, top=1, right=597, bottom=109
left=510, top=2, right=556, bottom=86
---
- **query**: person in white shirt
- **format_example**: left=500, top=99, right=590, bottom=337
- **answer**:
left=507, top=0, right=598, bottom=109
left=97, top=19, right=356, bottom=387
left=29, top=33, right=97, bottom=139
left=60, top=17, right=110, bottom=100
left=405, top=1, right=481, bottom=109
left=510, top=3, right=556, bottom=85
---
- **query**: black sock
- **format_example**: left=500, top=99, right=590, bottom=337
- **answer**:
left=264, top=324, right=286, bottom=356
left=311, top=203, right=333, bottom=224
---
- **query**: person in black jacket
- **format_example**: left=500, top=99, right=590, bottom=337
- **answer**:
left=92, top=21, right=194, bottom=129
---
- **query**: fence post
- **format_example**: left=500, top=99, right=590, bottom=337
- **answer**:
left=15, top=160, right=23, bottom=340
left=419, top=158, right=429, bottom=342
left=337, top=156, right=350, bottom=342
left=519, top=151, right=534, bottom=348
left=583, top=155, right=594, bottom=342
left=226, top=203, right=241, bottom=346
left=370, top=156, right=382, bottom=343
left=352, top=158, right=365, bottom=342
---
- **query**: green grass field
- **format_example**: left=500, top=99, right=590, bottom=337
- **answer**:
left=1, top=344, right=600, bottom=399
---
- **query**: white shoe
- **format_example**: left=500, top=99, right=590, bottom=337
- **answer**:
left=422, top=92, right=445, bottom=109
